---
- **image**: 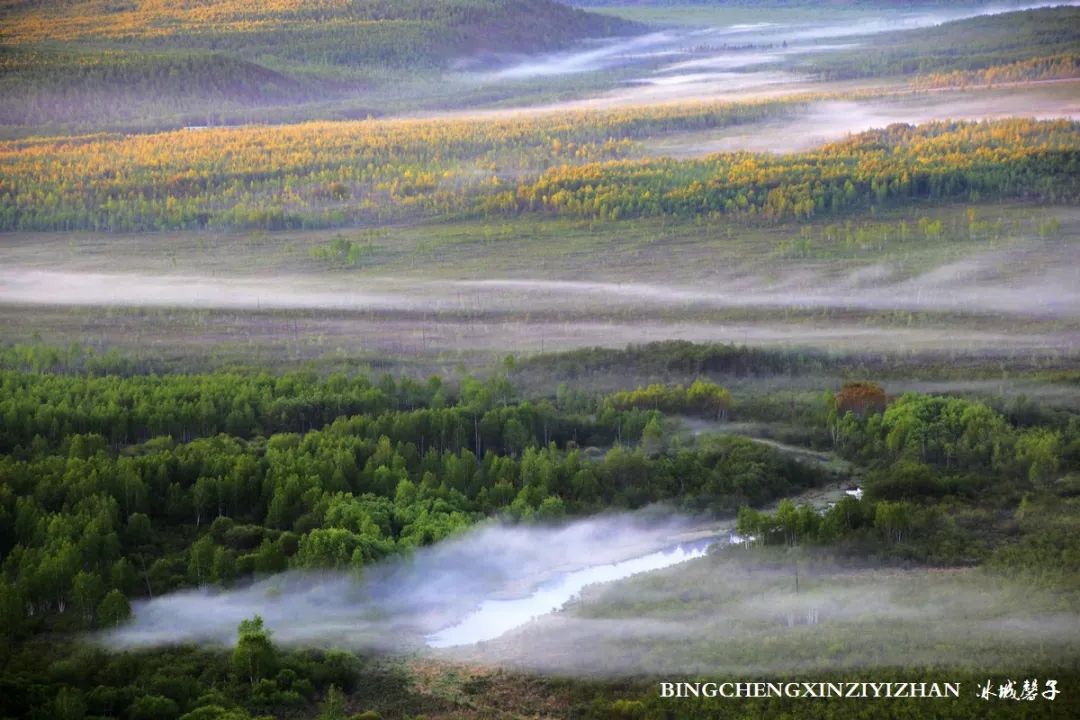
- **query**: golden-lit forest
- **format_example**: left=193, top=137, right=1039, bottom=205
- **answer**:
left=502, top=118, right=1080, bottom=220
left=2, top=115, right=1076, bottom=230
left=0, top=99, right=800, bottom=229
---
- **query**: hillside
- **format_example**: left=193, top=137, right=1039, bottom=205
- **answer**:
left=0, top=0, right=639, bottom=130
left=783, top=6, right=1080, bottom=82
left=0, top=0, right=634, bottom=57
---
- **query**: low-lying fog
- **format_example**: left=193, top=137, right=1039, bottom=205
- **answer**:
left=483, top=1, right=1080, bottom=82
left=649, top=90, right=1080, bottom=156
left=4, top=237, right=1078, bottom=355
left=102, top=513, right=1080, bottom=676
left=4, top=240, right=1078, bottom=319
left=104, top=513, right=717, bottom=652
left=454, top=555, right=1080, bottom=676
left=457, top=1, right=1080, bottom=112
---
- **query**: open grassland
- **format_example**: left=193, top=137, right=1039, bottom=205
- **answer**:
left=2, top=202, right=1071, bottom=277
left=2, top=204, right=1077, bottom=377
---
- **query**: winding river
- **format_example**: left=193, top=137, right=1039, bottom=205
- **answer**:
left=426, top=537, right=718, bottom=648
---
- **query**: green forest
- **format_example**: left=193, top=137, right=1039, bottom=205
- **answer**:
left=0, top=346, right=822, bottom=718
left=3, top=2, right=1079, bottom=719
left=1, top=341, right=1079, bottom=718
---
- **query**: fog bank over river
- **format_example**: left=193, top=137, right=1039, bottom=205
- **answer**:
left=104, top=513, right=721, bottom=653
left=442, top=1, right=1080, bottom=117
left=102, top=510, right=1080, bottom=677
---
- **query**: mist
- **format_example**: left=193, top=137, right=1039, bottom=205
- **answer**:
left=485, top=32, right=681, bottom=80
left=651, top=90, right=1080, bottom=156
left=100, top=511, right=1080, bottom=677
left=103, top=513, right=719, bottom=653
left=6, top=236, right=1079, bottom=319
left=470, top=1, right=1080, bottom=109
left=0, top=270, right=418, bottom=312
left=5, top=233, right=1078, bottom=359
left=451, top=554, right=1080, bottom=677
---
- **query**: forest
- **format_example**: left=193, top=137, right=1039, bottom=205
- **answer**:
left=2, top=1, right=1079, bottom=719
left=2, top=116, right=1076, bottom=231
left=0, top=350, right=828, bottom=716
left=1, top=343, right=1078, bottom=718
left=0, top=97, right=799, bottom=230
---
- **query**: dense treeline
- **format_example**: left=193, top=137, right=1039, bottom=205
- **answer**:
left=5, top=115, right=1074, bottom=231
left=736, top=383, right=1080, bottom=569
left=914, top=53, right=1080, bottom=89
left=0, top=342, right=140, bottom=376
left=0, top=369, right=445, bottom=449
left=0, top=98, right=801, bottom=230
left=504, top=119, right=1080, bottom=222
left=519, top=340, right=834, bottom=379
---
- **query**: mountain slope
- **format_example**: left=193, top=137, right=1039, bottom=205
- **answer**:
left=0, top=0, right=640, bottom=130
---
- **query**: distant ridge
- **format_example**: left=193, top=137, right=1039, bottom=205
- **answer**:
left=0, top=1, right=642, bottom=129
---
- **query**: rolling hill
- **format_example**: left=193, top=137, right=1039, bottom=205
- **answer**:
left=0, top=0, right=640, bottom=130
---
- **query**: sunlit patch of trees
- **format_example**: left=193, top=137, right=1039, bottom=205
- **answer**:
left=608, top=380, right=732, bottom=420
left=0, top=98, right=804, bottom=230
left=914, top=53, right=1080, bottom=90
left=2, top=116, right=1075, bottom=231
left=505, top=119, right=1080, bottom=222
